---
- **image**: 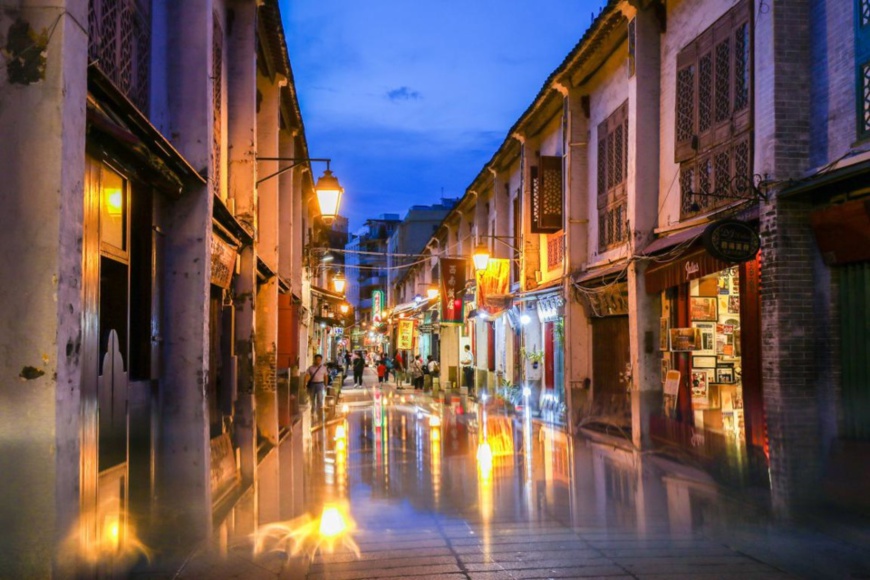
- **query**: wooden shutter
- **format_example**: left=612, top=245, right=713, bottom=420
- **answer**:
left=675, top=43, right=698, bottom=162
left=533, top=156, right=563, bottom=233
left=857, top=0, right=870, bottom=138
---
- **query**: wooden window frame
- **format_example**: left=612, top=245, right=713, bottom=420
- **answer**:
left=531, top=156, right=563, bottom=234
left=856, top=0, right=870, bottom=139
left=597, top=101, right=629, bottom=252
left=674, top=0, right=753, bottom=220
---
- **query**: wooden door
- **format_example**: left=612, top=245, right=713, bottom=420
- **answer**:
left=591, top=316, right=630, bottom=420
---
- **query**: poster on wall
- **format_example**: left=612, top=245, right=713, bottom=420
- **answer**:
left=660, top=317, right=670, bottom=351
left=663, top=370, right=681, bottom=419
left=670, top=328, right=701, bottom=351
left=691, top=321, right=716, bottom=355
left=440, top=258, right=466, bottom=324
left=397, top=319, right=415, bottom=350
left=691, top=370, right=711, bottom=403
left=690, top=296, right=718, bottom=321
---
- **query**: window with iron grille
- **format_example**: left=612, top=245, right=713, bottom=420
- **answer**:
left=213, top=12, right=223, bottom=199
left=546, top=233, right=564, bottom=271
left=88, top=0, right=151, bottom=113
left=674, top=0, right=752, bottom=220
left=597, top=101, right=628, bottom=252
left=856, top=0, right=870, bottom=138
left=530, top=156, right=563, bottom=233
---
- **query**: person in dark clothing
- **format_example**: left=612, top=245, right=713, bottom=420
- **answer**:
left=352, top=352, right=365, bottom=387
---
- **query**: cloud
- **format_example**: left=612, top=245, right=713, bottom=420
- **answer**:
left=386, top=86, right=422, bottom=102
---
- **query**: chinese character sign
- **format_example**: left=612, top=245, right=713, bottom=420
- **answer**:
left=397, top=319, right=415, bottom=350
left=439, top=258, right=466, bottom=324
left=372, top=290, right=385, bottom=322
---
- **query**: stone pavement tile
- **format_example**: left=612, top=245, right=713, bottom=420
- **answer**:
left=462, top=562, right=629, bottom=576
left=450, top=533, right=583, bottom=546
left=469, top=573, right=633, bottom=580
left=615, top=557, right=781, bottom=576
left=459, top=550, right=608, bottom=565
left=451, top=541, right=593, bottom=555
left=309, top=554, right=459, bottom=573
left=306, top=562, right=463, bottom=580
left=314, top=545, right=453, bottom=564
left=634, top=574, right=791, bottom=580
left=596, top=545, right=739, bottom=558
left=352, top=537, right=449, bottom=550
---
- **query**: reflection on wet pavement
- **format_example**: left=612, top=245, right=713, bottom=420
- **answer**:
left=171, top=388, right=870, bottom=579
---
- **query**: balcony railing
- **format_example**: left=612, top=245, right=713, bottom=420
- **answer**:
left=88, top=0, right=151, bottom=113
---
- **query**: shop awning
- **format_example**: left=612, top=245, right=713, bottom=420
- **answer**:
left=642, top=224, right=706, bottom=256
left=644, top=248, right=732, bottom=294
left=573, top=262, right=629, bottom=286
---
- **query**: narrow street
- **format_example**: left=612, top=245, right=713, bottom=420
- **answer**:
left=154, top=367, right=870, bottom=580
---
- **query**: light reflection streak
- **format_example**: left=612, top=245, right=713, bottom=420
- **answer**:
left=60, top=507, right=152, bottom=573
left=251, top=501, right=360, bottom=561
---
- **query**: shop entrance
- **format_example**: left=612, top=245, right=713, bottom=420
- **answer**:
left=591, top=316, right=630, bottom=426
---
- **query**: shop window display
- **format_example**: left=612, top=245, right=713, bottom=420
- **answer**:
left=662, top=267, right=745, bottom=441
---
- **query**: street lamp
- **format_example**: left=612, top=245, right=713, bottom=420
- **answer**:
left=426, top=285, right=439, bottom=300
left=332, top=272, right=346, bottom=294
left=472, top=243, right=491, bottom=271
left=340, top=303, right=349, bottom=315
left=315, top=166, right=344, bottom=225
left=256, top=156, right=345, bottom=224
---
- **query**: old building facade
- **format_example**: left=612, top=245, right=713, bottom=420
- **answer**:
left=0, top=0, right=323, bottom=574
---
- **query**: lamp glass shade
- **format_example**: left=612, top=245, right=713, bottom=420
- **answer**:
left=472, top=243, right=490, bottom=271
left=340, top=304, right=349, bottom=314
left=332, top=274, right=346, bottom=293
left=426, top=286, right=439, bottom=300
left=315, top=169, right=343, bottom=222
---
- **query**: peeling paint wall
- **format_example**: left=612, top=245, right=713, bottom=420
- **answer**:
left=0, top=1, right=88, bottom=576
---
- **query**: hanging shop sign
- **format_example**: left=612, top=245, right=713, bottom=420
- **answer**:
left=440, top=258, right=467, bottom=324
left=475, top=258, right=511, bottom=315
left=397, top=319, right=415, bottom=350
left=702, top=219, right=760, bottom=264
left=582, top=282, right=629, bottom=318
left=210, top=233, right=237, bottom=289
left=536, top=294, right=564, bottom=323
left=372, top=290, right=385, bottom=322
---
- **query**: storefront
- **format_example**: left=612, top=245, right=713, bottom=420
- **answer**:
left=644, top=224, right=766, bottom=484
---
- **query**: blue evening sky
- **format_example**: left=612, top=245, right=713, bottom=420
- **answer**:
left=282, top=1, right=607, bottom=231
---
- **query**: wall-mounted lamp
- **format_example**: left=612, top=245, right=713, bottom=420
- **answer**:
left=426, top=286, right=439, bottom=300
left=332, top=272, right=346, bottom=293
left=256, top=156, right=345, bottom=225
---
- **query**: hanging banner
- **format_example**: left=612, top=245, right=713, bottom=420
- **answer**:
left=372, top=290, right=385, bottom=322
left=397, top=319, right=415, bottom=350
left=210, top=233, right=237, bottom=289
left=475, top=258, right=511, bottom=315
left=439, top=258, right=466, bottom=324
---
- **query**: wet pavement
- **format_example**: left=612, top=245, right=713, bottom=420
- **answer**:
left=148, top=368, right=870, bottom=579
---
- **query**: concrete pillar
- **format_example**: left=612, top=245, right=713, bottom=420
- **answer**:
left=625, top=5, right=662, bottom=450
left=255, top=74, right=281, bottom=446
left=226, top=0, right=258, bottom=485
left=564, top=88, right=592, bottom=428
left=0, top=1, right=88, bottom=575
left=156, top=0, right=215, bottom=547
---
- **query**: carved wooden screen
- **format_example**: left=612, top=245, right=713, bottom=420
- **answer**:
left=531, top=156, right=563, bottom=233
left=674, top=0, right=752, bottom=219
left=597, top=102, right=628, bottom=251
left=88, top=0, right=151, bottom=113
left=857, top=0, right=870, bottom=138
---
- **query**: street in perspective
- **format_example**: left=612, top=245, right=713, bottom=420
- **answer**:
left=1, top=0, right=870, bottom=578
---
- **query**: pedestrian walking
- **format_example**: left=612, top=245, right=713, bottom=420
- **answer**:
left=377, top=359, right=387, bottom=383
left=461, top=344, right=474, bottom=394
left=353, top=351, right=365, bottom=386
left=411, top=355, right=424, bottom=390
left=393, top=352, right=405, bottom=387
left=303, top=354, right=328, bottom=414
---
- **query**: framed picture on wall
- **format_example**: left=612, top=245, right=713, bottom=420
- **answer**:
left=692, top=321, right=716, bottom=354
left=692, top=355, right=717, bottom=369
left=661, top=358, right=670, bottom=383
left=670, top=328, right=701, bottom=351
left=691, top=370, right=711, bottom=403
left=716, top=366, right=736, bottom=384
left=690, top=296, right=718, bottom=321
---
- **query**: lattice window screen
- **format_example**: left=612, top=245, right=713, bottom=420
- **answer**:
left=531, top=157, right=562, bottom=234
left=88, top=0, right=151, bottom=112
left=213, top=12, right=223, bottom=198
left=597, top=102, right=628, bottom=252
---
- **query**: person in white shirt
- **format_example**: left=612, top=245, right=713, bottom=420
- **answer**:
left=460, top=345, right=474, bottom=393
left=304, top=354, right=329, bottom=413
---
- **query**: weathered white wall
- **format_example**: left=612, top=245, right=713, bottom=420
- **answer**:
left=0, top=1, right=88, bottom=575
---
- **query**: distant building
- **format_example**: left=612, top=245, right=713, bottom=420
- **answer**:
left=386, top=200, right=457, bottom=308
left=345, top=214, right=401, bottom=350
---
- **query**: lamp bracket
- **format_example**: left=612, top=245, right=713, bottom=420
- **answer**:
left=255, top=157, right=332, bottom=186
left=686, top=173, right=770, bottom=206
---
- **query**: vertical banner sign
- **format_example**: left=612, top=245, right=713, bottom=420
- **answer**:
left=440, top=258, right=466, bottom=324
left=397, top=319, right=415, bottom=350
left=372, top=290, right=385, bottom=322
